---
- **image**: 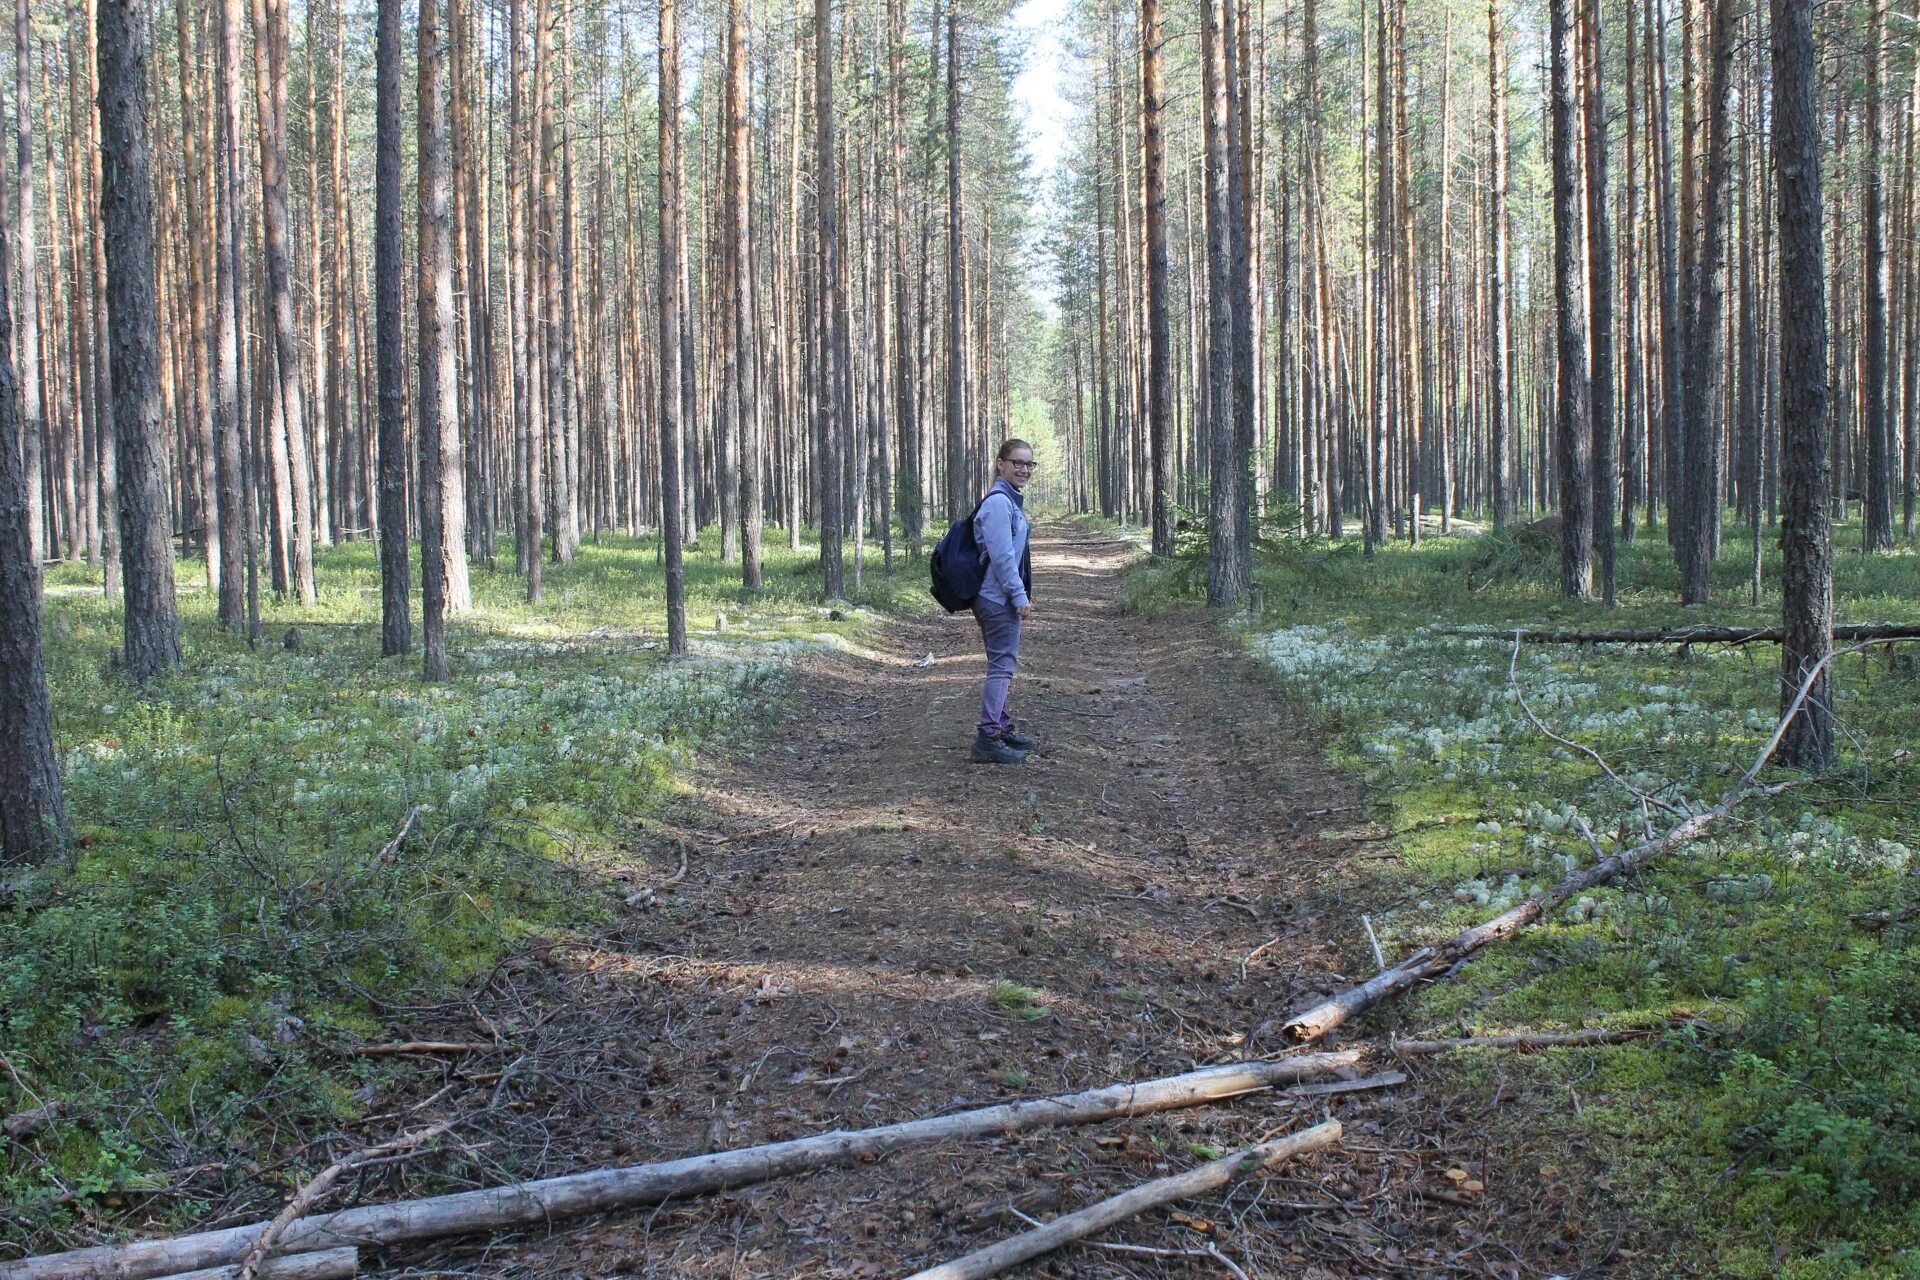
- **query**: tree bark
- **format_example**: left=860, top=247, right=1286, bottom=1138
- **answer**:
left=1861, top=0, right=1893, bottom=552
left=1203, top=0, right=1240, bottom=606
left=942, top=7, right=968, bottom=526
left=729, top=0, right=762, bottom=589
left=212, top=0, right=247, bottom=630
left=417, top=0, right=460, bottom=681
left=1583, top=0, right=1616, bottom=605
left=1487, top=0, right=1512, bottom=530
left=814, top=0, right=844, bottom=599
left=375, top=0, right=411, bottom=656
left=1771, top=0, right=1833, bottom=768
left=1550, top=0, right=1593, bottom=599
left=248, top=0, right=316, bottom=604
left=16, top=0, right=44, bottom=568
left=98, top=0, right=182, bottom=681
left=1141, top=0, right=1173, bottom=558
left=1677, top=0, right=1735, bottom=603
left=658, top=0, right=688, bottom=654
left=0, top=194, right=66, bottom=864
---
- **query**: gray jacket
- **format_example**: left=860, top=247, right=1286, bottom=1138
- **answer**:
left=972, top=478, right=1031, bottom=608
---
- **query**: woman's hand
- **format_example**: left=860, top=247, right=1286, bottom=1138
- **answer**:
left=1016, top=604, right=1033, bottom=620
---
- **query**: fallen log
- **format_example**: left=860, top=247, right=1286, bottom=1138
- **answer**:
left=901, top=1120, right=1342, bottom=1280
left=344, top=1043, right=500, bottom=1057
left=0, top=1053, right=1358, bottom=1280
left=1436, top=621, right=1920, bottom=646
left=1280, top=641, right=1862, bottom=1045
left=169, top=1248, right=358, bottom=1280
left=234, top=1122, right=451, bottom=1280
left=1393, top=1028, right=1656, bottom=1056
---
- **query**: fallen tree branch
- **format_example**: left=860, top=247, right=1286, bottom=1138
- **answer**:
left=1280, top=642, right=1872, bottom=1046
left=4, top=1054, right=1358, bottom=1280
left=1437, top=621, right=1920, bottom=646
left=234, top=1122, right=453, bottom=1280
left=1278, top=1070, right=1407, bottom=1097
left=1848, top=906, right=1920, bottom=931
left=171, top=1248, right=358, bottom=1280
left=345, top=1042, right=501, bottom=1058
left=2, top=1101, right=67, bottom=1140
left=1393, top=1028, right=1656, bottom=1056
left=901, top=1120, right=1342, bottom=1280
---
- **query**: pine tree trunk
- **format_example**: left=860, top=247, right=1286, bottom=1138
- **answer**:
left=418, top=0, right=460, bottom=681
left=1770, top=0, right=1832, bottom=768
left=1550, top=0, right=1593, bottom=599
left=731, top=0, right=763, bottom=587
left=249, top=0, right=316, bottom=605
left=1677, top=0, right=1734, bottom=603
left=1584, top=0, right=1616, bottom=604
left=815, top=0, right=844, bottom=599
left=1142, top=0, right=1173, bottom=557
left=0, top=198, right=66, bottom=864
left=943, top=6, right=968, bottom=526
left=98, top=0, right=181, bottom=680
left=375, top=0, right=411, bottom=656
left=1203, top=0, right=1239, bottom=606
left=658, top=0, right=688, bottom=654
left=1860, top=0, right=1893, bottom=551
left=16, top=0, right=44, bottom=569
left=211, top=0, right=247, bottom=630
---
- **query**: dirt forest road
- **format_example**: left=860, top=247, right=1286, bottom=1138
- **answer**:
left=411, top=526, right=1611, bottom=1278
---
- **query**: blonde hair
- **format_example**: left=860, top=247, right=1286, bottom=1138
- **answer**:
left=996, top=438, right=1034, bottom=461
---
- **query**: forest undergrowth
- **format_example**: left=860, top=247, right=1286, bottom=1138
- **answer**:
left=0, top=534, right=923, bottom=1255
left=1121, top=512, right=1920, bottom=1278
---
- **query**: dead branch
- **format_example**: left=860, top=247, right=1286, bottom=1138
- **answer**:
left=5, top=1054, right=1358, bottom=1280
left=901, top=1120, right=1342, bottom=1280
left=1277, top=1071, right=1408, bottom=1098
left=1849, top=906, right=1920, bottom=931
left=346, top=1042, right=501, bottom=1057
left=374, top=807, right=426, bottom=864
left=2, top=1101, right=67, bottom=1140
left=233, top=1122, right=453, bottom=1280
left=1438, top=621, right=1920, bottom=646
left=170, top=1248, right=358, bottom=1280
left=1280, top=641, right=1870, bottom=1045
left=1393, top=1028, right=1656, bottom=1056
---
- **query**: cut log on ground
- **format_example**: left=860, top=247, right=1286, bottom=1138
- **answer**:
left=2, top=1053, right=1358, bottom=1280
left=1394, top=1028, right=1656, bottom=1055
left=1437, top=622, right=1920, bottom=646
left=1279, top=643, right=1864, bottom=1045
left=169, top=1248, right=358, bottom=1280
left=901, top=1120, right=1342, bottom=1280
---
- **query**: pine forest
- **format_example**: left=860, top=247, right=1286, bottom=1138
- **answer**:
left=1, top=0, right=1918, bottom=1271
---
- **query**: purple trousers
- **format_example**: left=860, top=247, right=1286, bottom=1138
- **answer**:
left=972, top=597, right=1023, bottom=736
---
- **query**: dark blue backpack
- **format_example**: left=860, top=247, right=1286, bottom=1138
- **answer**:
left=929, top=497, right=988, bottom=613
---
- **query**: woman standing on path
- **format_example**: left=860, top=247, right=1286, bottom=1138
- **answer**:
left=970, top=440, right=1037, bottom=764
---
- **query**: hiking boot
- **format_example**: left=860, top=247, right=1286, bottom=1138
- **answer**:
left=970, top=731, right=1028, bottom=765
left=1001, top=724, right=1037, bottom=752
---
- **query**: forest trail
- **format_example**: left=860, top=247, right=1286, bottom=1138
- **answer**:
left=414, top=526, right=1598, bottom=1278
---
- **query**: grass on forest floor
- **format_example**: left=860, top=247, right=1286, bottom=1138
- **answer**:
left=1, top=531, right=928, bottom=1253
left=1113, top=512, right=1920, bottom=1279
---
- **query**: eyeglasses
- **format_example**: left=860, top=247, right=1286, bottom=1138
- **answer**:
left=1005, top=459, right=1037, bottom=470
